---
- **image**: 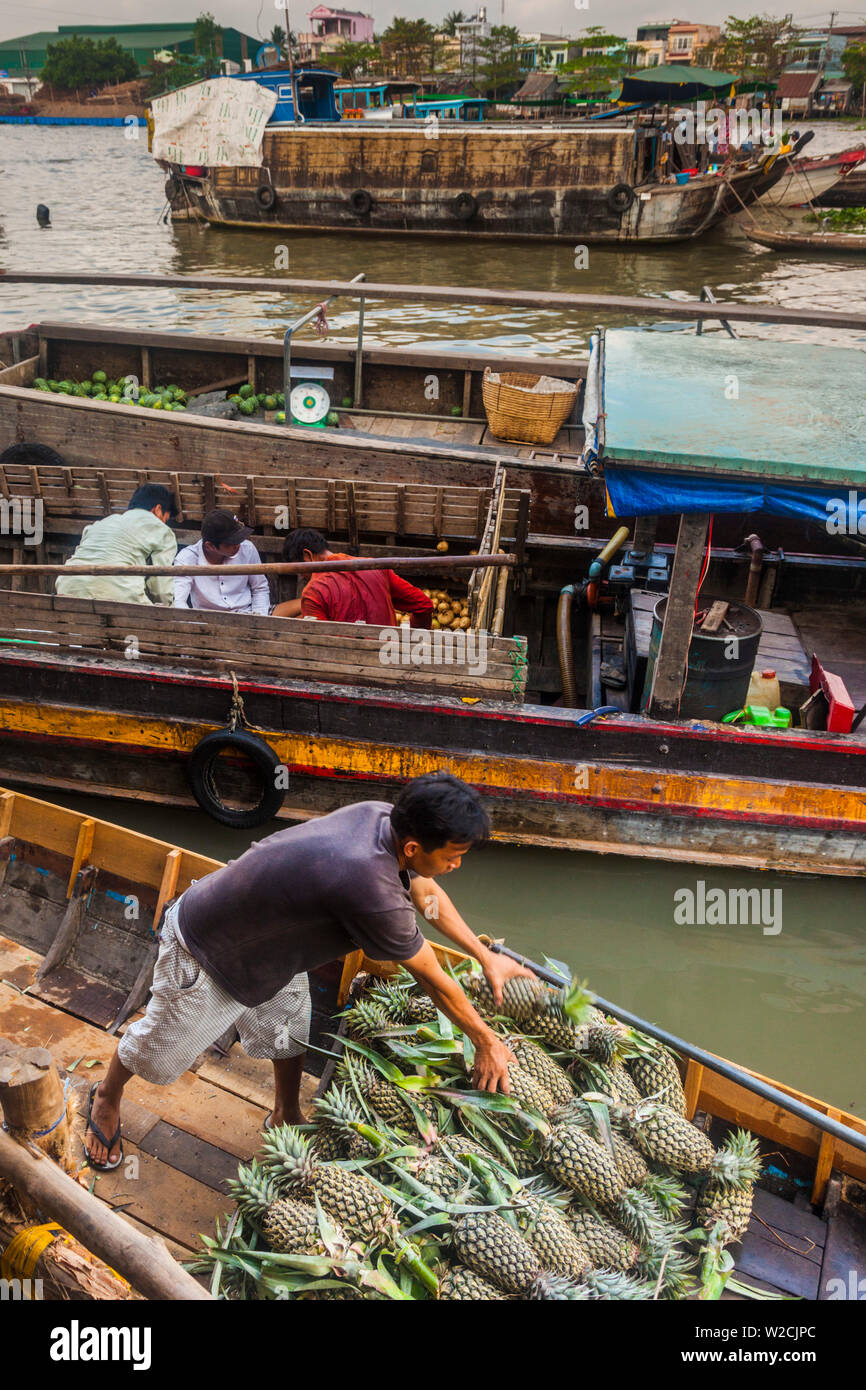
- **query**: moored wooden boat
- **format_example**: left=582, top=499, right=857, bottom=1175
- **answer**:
left=746, top=224, right=866, bottom=254
left=0, top=786, right=863, bottom=1299
left=0, top=306, right=864, bottom=877
left=151, top=68, right=785, bottom=244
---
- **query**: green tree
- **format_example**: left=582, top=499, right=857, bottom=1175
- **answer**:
left=842, top=40, right=866, bottom=117
left=561, top=28, right=629, bottom=106
left=193, top=11, right=222, bottom=61
left=476, top=25, right=521, bottom=100
left=697, top=16, right=803, bottom=82
left=380, top=17, right=437, bottom=77
left=442, top=10, right=467, bottom=38
left=331, top=40, right=381, bottom=78
left=146, top=51, right=203, bottom=97
left=269, top=25, right=287, bottom=57
left=40, top=34, right=138, bottom=92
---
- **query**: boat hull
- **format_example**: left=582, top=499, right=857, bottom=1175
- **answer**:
left=0, top=654, right=863, bottom=876
left=164, top=125, right=778, bottom=244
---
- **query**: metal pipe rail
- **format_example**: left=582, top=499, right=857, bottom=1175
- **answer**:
left=4, top=270, right=866, bottom=331
left=0, top=552, right=517, bottom=580
left=284, top=270, right=366, bottom=415
left=488, top=942, right=866, bottom=1158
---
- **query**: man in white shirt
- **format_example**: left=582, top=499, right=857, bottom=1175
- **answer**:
left=174, top=510, right=270, bottom=615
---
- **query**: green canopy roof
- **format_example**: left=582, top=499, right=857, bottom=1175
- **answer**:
left=616, top=65, right=738, bottom=105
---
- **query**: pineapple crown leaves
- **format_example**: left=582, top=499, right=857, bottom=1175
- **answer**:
left=619, top=1028, right=681, bottom=1065
left=710, top=1128, right=763, bottom=1189
left=227, top=1158, right=282, bottom=1220
left=557, top=978, right=599, bottom=1026
left=260, top=1123, right=317, bottom=1191
left=640, top=1172, right=690, bottom=1220
left=610, top=1185, right=678, bottom=1253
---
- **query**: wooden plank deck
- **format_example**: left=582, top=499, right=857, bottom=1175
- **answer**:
left=0, top=933, right=316, bottom=1265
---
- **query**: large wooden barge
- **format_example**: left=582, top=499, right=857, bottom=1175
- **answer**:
left=152, top=68, right=786, bottom=244
left=0, top=787, right=864, bottom=1299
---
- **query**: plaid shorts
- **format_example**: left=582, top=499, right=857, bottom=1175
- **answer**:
left=117, top=895, right=310, bottom=1086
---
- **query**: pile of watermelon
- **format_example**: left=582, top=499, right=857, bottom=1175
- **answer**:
left=31, top=370, right=188, bottom=411
left=227, top=384, right=285, bottom=417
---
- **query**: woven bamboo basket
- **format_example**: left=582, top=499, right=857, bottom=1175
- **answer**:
left=482, top=369, right=578, bottom=446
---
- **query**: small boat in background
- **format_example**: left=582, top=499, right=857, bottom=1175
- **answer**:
left=747, top=224, right=866, bottom=254
left=755, top=146, right=866, bottom=208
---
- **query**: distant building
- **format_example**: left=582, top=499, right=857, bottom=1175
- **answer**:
left=298, top=7, right=375, bottom=61
left=776, top=70, right=822, bottom=117
left=456, top=8, right=492, bottom=68
left=0, top=23, right=260, bottom=76
left=518, top=35, right=577, bottom=73
left=665, top=21, right=721, bottom=65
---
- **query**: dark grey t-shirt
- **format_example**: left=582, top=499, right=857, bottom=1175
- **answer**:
left=178, top=801, right=425, bottom=1006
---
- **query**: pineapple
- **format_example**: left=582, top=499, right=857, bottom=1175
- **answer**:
left=404, top=993, right=438, bottom=1024
left=353, top=1060, right=435, bottom=1126
left=623, top=1101, right=715, bottom=1176
left=261, top=1124, right=394, bottom=1243
left=582, top=1268, right=652, bottom=1300
left=465, top=972, right=549, bottom=1022
left=603, top=1186, right=670, bottom=1251
left=504, top=1062, right=557, bottom=1117
left=696, top=1130, right=762, bottom=1241
left=610, top=1134, right=650, bottom=1187
left=344, top=997, right=392, bottom=1041
left=542, top=1124, right=626, bottom=1205
left=626, top=1042, right=687, bottom=1115
left=438, top=1263, right=508, bottom=1301
left=452, top=1210, right=541, bottom=1295
left=228, top=1161, right=336, bottom=1256
left=513, top=1194, right=590, bottom=1281
left=566, top=1209, right=639, bottom=1270
left=506, top=1036, right=575, bottom=1106
left=314, top=1085, right=379, bottom=1160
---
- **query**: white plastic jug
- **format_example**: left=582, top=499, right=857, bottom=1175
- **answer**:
left=748, top=668, right=781, bottom=709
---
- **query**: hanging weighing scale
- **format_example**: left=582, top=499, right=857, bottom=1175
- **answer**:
left=290, top=381, right=331, bottom=429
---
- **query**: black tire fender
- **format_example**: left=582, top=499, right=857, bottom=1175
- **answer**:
left=349, top=188, right=373, bottom=215
left=453, top=191, right=479, bottom=220
left=187, top=729, right=285, bottom=828
left=607, top=182, right=636, bottom=215
left=255, top=184, right=277, bottom=210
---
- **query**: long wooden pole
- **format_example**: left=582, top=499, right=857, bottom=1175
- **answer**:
left=0, top=1128, right=211, bottom=1300
left=2, top=271, right=865, bottom=331
left=0, top=553, right=515, bottom=580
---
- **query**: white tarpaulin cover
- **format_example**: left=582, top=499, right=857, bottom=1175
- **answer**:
left=151, top=76, right=277, bottom=167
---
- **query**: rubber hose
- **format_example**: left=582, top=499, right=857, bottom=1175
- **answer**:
left=557, top=584, right=578, bottom=708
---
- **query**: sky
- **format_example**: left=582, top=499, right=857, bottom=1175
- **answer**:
left=1, top=0, right=863, bottom=48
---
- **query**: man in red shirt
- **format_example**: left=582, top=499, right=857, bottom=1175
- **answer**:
left=273, top=528, right=434, bottom=628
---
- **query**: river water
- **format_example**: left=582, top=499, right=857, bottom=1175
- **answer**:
left=1, top=120, right=866, bottom=352
left=2, top=120, right=865, bottom=1117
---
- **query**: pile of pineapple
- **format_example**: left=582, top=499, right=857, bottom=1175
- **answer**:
left=395, top=588, right=471, bottom=632
left=197, top=966, right=762, bottom=1301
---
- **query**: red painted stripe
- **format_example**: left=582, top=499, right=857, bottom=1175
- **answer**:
left=2, top=651, right=862, bottom=759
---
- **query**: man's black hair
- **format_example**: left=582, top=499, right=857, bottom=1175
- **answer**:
left=282, top=528, right=328, bottom=563
left=127, top=483, right=178, bottom=517
left=391, top=773, right=490, bottom=852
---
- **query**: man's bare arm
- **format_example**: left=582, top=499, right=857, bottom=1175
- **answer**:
left=410, top=876, right=536, bottom=1008
left=401, top=941, right=514, bottom=1093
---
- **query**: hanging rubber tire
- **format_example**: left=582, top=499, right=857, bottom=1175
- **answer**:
left=255, top=185, right=276, bottom=210
left=607, top=183, right=636, bottom=215
left=349, top=188, right=372, bottom=216
left=453, top=191, right=479, bottom=221
left=164, top=175, right=181, bottom=202
left=187, top=729, right=285, bottom=828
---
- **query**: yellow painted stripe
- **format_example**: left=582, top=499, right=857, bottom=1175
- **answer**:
left=0, top=699, right=864, bottom=829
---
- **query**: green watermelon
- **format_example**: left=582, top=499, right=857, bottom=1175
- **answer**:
left=239, top=398, right=257, bottom=416
left=326, top=410, right=339, bottom=426
left=92, top=370, right=107, bottom=384
left=238, top=384, right=255, bottom=400
left=274, top=410, right=286, bottom=423
left=263, top=395, right=277, bottom=411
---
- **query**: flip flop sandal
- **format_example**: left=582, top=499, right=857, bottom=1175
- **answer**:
left=83, top=1082, right=124, bottom=1172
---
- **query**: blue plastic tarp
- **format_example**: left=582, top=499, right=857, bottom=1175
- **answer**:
left=605, top=466, right=864, bottom=529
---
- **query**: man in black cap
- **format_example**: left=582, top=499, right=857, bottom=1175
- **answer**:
left=174, top=509, right=270, bottom=615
